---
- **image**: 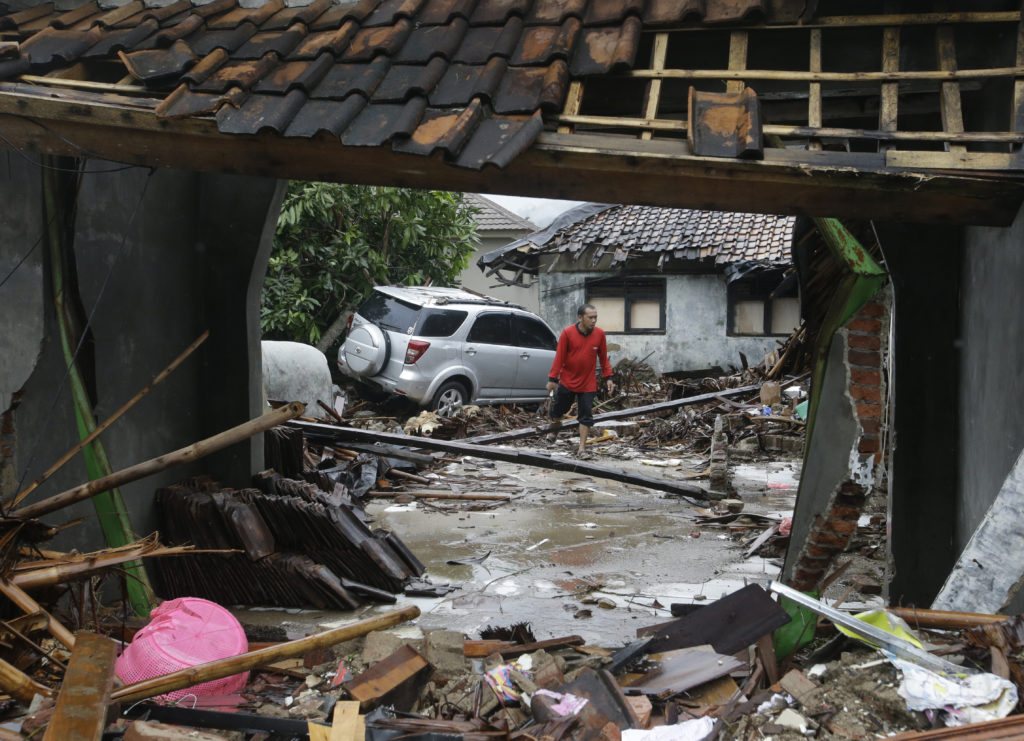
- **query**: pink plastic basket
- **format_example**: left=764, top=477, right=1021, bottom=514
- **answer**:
left=115, top=597, right=249, bottom=702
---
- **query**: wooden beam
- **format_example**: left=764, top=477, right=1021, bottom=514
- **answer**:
left=641, top=33, right=668, bottom=140
left=809, top=29, right=823, bottom=151
left=936, top=22, right=966, bottom=155
left=43, top=632, right=117, bottom=741
left=0, top=85, right=1019, bottom=225
left=556, top=80, right=583, bottom=135
left=1012, top=1, right=1024, bottom=136
left=726, top=31, right=748, bottom=95
left=291, top=421, right=716, bottom=499
left=621, top=66, right=1022, bottom=83
left=879, top=24, right=901, bottom=149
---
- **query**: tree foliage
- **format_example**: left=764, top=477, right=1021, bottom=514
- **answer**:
left=261, top=182, right=478, bottom=347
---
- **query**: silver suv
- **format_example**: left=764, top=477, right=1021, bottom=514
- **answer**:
left=337, top=286, right=558, bottom=415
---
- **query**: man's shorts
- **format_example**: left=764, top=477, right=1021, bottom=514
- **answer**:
left=551, top=384, right=596, bottom=427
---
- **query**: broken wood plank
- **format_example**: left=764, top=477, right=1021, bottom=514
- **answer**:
left=464, top=639, right=517, bottom=658
left=112, top=606, right=420, bottom=704
left=12, top=402, right=305, bottom=520
left=640, top=33, right=668, bottom=140
left=0, top=580, right=75, bottom=650
left=888, top=606, right=1010, bottom=629
left=42, top=632, right=117, bottom=741
left=465, top=385, right=760, bottom=445
left=343, top=644, right=431, bottom=711
left=292, top=422, right=714, bottom=500
left=330, top=700, right=364, bottom=741
left=493, top=634, right=585, bottom=658
left=332, top=442, right=437, bottom=465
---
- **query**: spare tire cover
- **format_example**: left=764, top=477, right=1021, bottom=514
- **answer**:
left=343, top=323, right=388, bottom=377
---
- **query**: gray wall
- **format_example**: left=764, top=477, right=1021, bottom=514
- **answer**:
left=538, top=269, right=788, bottom=374
left=0, top=157, right=283, bottom=552
left=459, top=231, right=540, bottom=313
left=961, top=208, right=1024, bottom=611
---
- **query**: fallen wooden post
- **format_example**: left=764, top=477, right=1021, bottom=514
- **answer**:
left=0, top=580, right=75, bottom=650
left=12, top=402, right=305, bottom=520
left=464, top=384, right=760, bottom=445
left=43, top=632, right=117, bottom=741
left=293, top=422, right=713, bottom=500
left=111, top=605, right=420, bottom=704
left=0, top=655, right=54, bottom=702
left=344, top=644, right=431, bottom=711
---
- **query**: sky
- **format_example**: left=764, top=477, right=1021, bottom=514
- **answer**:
left=477, top=193, right=586, bottom=229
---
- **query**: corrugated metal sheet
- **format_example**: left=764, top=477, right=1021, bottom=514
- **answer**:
left=0, top=0, right=781, bottom=170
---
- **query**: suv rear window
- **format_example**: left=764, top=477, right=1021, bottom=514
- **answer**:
left=419, top=309, right=468, bottom=338
left=358, top=292, right=421, bottom=332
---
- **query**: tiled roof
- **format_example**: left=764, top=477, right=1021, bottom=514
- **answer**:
left=465, top=193, right=536, bottom=232
left=528, top=204, right=795, bottom=265
left=0, top=0, right=771, bottom=170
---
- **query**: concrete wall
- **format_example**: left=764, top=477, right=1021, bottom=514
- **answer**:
left=960, top=208, right=1024, bottom=612
left=538, top=269, right=787, bottom=374
left=0, top=158, right=283, bottom=552
left=459, top=232, right=540, bottom=313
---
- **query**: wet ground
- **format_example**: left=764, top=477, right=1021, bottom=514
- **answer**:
left=233, top=438, right=801, bottom=648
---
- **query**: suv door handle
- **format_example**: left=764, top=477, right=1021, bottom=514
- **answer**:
left=520, top=352, right=530, bottom=359
left=465, top=348, right=477, bottom=356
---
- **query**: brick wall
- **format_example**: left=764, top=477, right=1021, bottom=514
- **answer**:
left=788, top=300, right=888, bottom=593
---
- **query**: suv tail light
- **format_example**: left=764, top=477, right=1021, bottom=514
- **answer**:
left=346, top=314, right=354, bottom=333
left=404, top=340, right=430, bottom=364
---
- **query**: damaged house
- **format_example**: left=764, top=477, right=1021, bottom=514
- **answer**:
left=478, top=203, right=799, bottom=375
left=459, top=193, right=539, bottom=311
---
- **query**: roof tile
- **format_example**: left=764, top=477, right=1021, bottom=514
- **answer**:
left=570, top=16, right=640, bottom=75
left=90, top=1, right=144, bottom=30
left=454, top=110, right=543, bottom=168
left=283, top=94, right=366, bottom=137
left=394, top=17, right=468, bottom=64
left=583, top=0, right=643, bottom=26
left=308, top=0, right=377, bottom=31
left=394, top=99, right=484, bottom=157
left=341, top=18, right=413, bottom=62
left=452, top=19, right=522, bottom=64
left=286, top=20, right=357, bottom=61
left=469, top=0, right=532, bottom=27
left=341, top=97, right=426, bottom=146
left=363, top=0, right=425, bottom=28
left=188, top=22, right=258, bottom=57
left=0, top=3, right=54, bottom=31
left=510, top=17, right=580, bottom=66
left=234, top=24, right=306, bottom=61
left=121, top=39, right=198, bottom=82
left=262, top=0, right=331, bottom=32
left=84, top=18, right=158, bottom=59
left=255, top=52, right=333, bottom=94
left=525, top=0, right=587, bottom=26
left=493, top=61, right=568, bottom=114
left=193, top=52, right=278, bottom=93
left=373, top=57, right=447, bottom=102
left=217, top=88, right=307, bottom=134
left=430, top=58, right=506, bottom=106
left=312, top=56, right=391, bottom=100
left=416, top=0, right=476, bottom=26
left=20, top=25, right=104, bottom=65
left=207, top=0, right=283, bottom=31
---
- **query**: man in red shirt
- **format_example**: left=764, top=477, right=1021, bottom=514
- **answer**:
left=546, top=304, right=615, bottom=459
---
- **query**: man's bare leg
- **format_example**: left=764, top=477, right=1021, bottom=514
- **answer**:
left=577, top=424, right=590, bottom=456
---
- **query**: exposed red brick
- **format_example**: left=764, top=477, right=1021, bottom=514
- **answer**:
left=850, top=384, right=882, bottom=403
left=848, top=333, right=881, bottom=351
left=858, top=303, right=885, bottom=318
left=836, top=485, right=867, bottom=505
left=793, top=565, right=826, bottom=586
left=860, top=419, right=882, bottom=435
left=805, top=543, right=841, bottom=559
left=858, top=436, right=880, bottom=454
left=809, top=529, right=849, bottom=549
left=0, top=412, right=13, bottom=435
left=830, top=504, right=864, bottom=521
left=848, top=350, right=881, bottom=368
left=851, top=369, right=882, bottom=386
left=856, top=402, right=882, bottom=419
left=825, top=518, right=857, bottom=535
left=846, top=317, right=883, bottom=334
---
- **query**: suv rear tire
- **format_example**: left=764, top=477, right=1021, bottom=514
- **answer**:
left=431, top=381, right=468, bottom=417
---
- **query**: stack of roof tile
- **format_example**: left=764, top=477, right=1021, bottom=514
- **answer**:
left=0, top=0, right=773, bottom=170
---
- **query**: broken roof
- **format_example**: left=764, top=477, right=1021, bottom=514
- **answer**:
left=464, top=193, right=536, bottom=233
left=0, top=1, right=1022, bottom=223
left=479, top=204, right=795, bottom=283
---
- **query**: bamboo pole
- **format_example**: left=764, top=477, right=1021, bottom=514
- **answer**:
left=11, top=545, right=195, bottom=589
left=111, top=606, right=420, bottom=704
left=12, top=402, right=305, bottom=521
left=0, top=580, right=75, bottom=649
left=888, top=606, right=1009, bottom=629
left=0, top=656, right=54, bottom=702
left=8, top=330, right=210, bottom=510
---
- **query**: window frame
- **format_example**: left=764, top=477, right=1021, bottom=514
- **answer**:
left=465, top=311, right=514, bottom=346
left=584, top=277, right=667, bottom=335
left=726, top=270, right=800, bottom=337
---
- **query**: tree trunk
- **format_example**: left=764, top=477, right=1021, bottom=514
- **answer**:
left=317, top=308, right=353, bottom=353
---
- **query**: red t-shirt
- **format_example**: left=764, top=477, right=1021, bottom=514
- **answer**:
left=548, top=324, right=612, bottom=392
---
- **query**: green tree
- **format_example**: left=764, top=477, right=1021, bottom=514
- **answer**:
left=261, top=182, right=479, bottom=351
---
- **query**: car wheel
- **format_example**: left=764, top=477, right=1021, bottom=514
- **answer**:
left=431, top=381, right=468, bottom=417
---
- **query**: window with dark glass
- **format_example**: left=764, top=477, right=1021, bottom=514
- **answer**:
left=585, top=278, right=666, bottom=334
left=513, top=314, right=557, bottom=349
left=418, top=309, right=468, bottom=337
left=728, top=270, right=800, bottom=336
left=466, top=312, right=513, bottom=345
